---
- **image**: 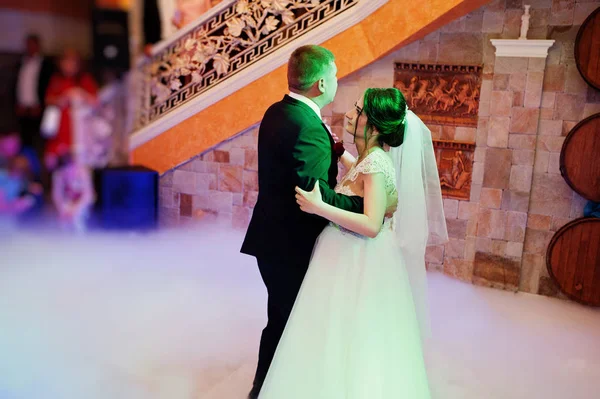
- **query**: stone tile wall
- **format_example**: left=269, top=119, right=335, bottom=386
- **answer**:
left=158, top=125, right=259, bottom=229
left=158, top=0, right=600, bottom=300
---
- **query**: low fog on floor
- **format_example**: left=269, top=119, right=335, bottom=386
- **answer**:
left=1, top=223, right=599, bottom=399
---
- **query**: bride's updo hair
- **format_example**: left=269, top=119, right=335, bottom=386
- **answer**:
left=362, top=88, right=407, bottom=148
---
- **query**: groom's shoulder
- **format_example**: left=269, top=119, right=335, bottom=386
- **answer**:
left=265, top=97, right=288, bottom=114
left=267, top=95, right=295, bottom=113
left=264, top=95, right=316, bottom=124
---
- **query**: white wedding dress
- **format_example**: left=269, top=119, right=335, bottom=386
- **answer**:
left=259, top=149, right=431, bottom=399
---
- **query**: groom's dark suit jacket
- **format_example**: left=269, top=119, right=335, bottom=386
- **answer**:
left=241, top=95, right=363, bottom=265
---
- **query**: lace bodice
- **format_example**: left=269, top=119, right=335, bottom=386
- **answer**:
left=333, top=149, right=397, bottom=237
left=335, top=149, right=397, bottom=197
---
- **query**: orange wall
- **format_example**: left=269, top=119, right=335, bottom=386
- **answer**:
left=132, top=0, right=490, bottom=174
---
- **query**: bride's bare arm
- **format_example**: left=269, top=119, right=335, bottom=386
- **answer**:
left=295, top=173, right=386, bottom=238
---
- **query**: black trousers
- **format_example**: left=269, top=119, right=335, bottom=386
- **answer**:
left=18, top=114, right=44, bottom=157
left=251, top=255, right=310, bottom=395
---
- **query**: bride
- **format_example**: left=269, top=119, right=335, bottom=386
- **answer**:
left=258, top=88, right=448, bottom=398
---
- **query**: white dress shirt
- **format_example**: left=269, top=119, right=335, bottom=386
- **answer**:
left=288, top=91, right=322, bottom=120
left=17, top=55, right=42, bottom=107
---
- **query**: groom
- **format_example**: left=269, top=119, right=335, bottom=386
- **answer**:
left=241, top=45, right=364, bottom=398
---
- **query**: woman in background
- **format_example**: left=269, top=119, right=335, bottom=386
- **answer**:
left=44, top=49, right=98, bottom=170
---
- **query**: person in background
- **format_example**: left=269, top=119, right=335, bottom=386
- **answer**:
left=44, top=49, right=98, bottom=171
left=143, top=0, right=163, bottom=56
left=0, top=130, right=42, bottom=219
left=0, top=157, right=35, bottom=216
left=143, top=0, right=220, bottom=56
left=0, top=130, right=41, bottom=184
left=52, top=153, right=95, bottom=232
left=13, top=34, right=54, bottom=160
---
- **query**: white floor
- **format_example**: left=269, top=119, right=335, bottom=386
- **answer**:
left=1, top=224, right=600, bottom=399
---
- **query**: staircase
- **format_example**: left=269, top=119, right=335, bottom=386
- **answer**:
left=129, top=0, right=490, bottom=174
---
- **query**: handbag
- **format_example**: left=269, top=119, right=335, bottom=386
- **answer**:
left=40, top=105, right=61, bottom=138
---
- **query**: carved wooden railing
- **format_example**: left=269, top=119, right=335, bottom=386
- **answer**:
left=130, top=0, right=391, bottom=148
left=135, top=0, right=363, bottom=131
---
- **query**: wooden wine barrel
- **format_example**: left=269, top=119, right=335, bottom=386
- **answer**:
left=559, top=113, right=600, bottom=202
left=575, top=6, right=600, bottom=90
left=546, top=218, right=600, bottom=306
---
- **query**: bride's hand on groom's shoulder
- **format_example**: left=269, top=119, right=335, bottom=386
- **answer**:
left=295, top=183, right=324, bottom=215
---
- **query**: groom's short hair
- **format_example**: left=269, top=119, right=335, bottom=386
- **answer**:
left=288, top=45, right=335, bottom=93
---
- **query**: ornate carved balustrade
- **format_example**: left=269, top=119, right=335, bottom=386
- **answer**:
left=134, top=0, right=363, bottom=132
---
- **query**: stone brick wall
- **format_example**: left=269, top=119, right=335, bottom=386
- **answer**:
left=158, top=125, right=259, bottom=228
left=520, top=0, right=600, bottom=296
left=158, top=0, right=600, bottom=300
